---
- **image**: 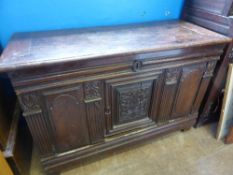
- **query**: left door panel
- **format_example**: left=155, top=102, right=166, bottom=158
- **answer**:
left=43, top=85, right=90, bottom=153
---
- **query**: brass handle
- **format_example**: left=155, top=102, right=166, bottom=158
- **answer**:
left=132, top=60, right=143, bottom=72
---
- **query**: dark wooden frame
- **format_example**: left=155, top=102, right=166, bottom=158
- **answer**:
left=182, top=0, right=233, bottom=126
left=184, top=0, right=233, bottom=17
left=2, top=102, right=32, bottom=175
left=0, top=44, right=32, bottom=175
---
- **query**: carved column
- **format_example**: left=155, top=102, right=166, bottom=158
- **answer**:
left=229, top=48, right=233, bottom=63
left=84, top=81, right=105, bottom=144
left=192, top=61, right=217, bottom=115
left=18, top=93, right=54, bottom=156
left=157, top=68, right=180, bottom=123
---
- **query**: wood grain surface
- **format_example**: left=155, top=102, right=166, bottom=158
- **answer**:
left=0, top=21, right=230, bottom=72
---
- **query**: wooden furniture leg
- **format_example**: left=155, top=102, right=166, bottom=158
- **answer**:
left=226, top=126, right=233, bottom=144
left=181, top=127, right=192, bottom=132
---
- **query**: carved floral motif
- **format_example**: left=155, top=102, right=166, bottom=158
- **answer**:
left=84, top=81, right=102, bottom=101
left=117, top=81, right=152, bottom=124
left=19, top=93, right=40, bottom=112
left=229, top=50, right=233, bottom=60
left=204, top=61, right=216, bottom=78
left=166, top=68, right=180, bottom=85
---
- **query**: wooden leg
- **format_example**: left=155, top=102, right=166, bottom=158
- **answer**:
left=47, top=172, right=60, bottom=175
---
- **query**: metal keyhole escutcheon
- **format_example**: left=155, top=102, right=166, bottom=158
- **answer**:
left=132, top=60, right=143, bottom=72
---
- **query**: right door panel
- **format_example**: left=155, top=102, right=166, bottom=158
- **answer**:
left=171, top=64, right=206, bottom=119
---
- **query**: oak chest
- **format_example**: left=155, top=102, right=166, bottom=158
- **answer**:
left=0, top=21, right=231, bottom=174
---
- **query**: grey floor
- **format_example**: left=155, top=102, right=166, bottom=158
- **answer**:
left=31, top=124, right=233, bottom=175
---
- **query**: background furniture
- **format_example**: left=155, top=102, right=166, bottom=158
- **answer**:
left=0, top=151, right=14, bottom=175
left=0, top=44, right=16, bottom=151
left=226, top=127, right=233, bottom=143
left=216, top=64, right=233, bottom=140
left=3, top=102, right=32, bottom=175
left=0, top=45, right=32, bottom=175
left=0, top=45, right=13, bottom=150
left=0, top=74, right=17, bottom=150
left=183, top=0, right=233, bottom=126
left=0, top=21, right=230, bottom=174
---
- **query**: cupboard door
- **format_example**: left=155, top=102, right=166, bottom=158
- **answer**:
left=105, top=71, right=163, bottom=136
left=43, top=85, right=90, bottom=153
left=171, top=64, right=206, bottom=119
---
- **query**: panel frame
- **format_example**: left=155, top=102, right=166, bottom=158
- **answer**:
left=42, top=84, right=91, bottom=153
left=104, top=70, right=163, bottom=137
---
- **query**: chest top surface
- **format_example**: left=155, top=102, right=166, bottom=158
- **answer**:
left=0, top=20, right=231, bottom=72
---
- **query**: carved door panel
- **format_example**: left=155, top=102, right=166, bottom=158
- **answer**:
left=171, top=64, right=206, bottom=119
left=105, top=71, right=163, bottom=136
left=116, top=81, right=152, bottom=124
left=42, top=81, right=105, bottom=153
left=43, top=85, right=90, bottom=153
left=157, top=68, right=181, bottom=123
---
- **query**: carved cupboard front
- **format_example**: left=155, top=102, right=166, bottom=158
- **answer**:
left=0, top=21, right=231, bottom=174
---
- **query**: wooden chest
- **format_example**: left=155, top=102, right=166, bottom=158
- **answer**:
left=0, top=21, right=231, bottom=174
